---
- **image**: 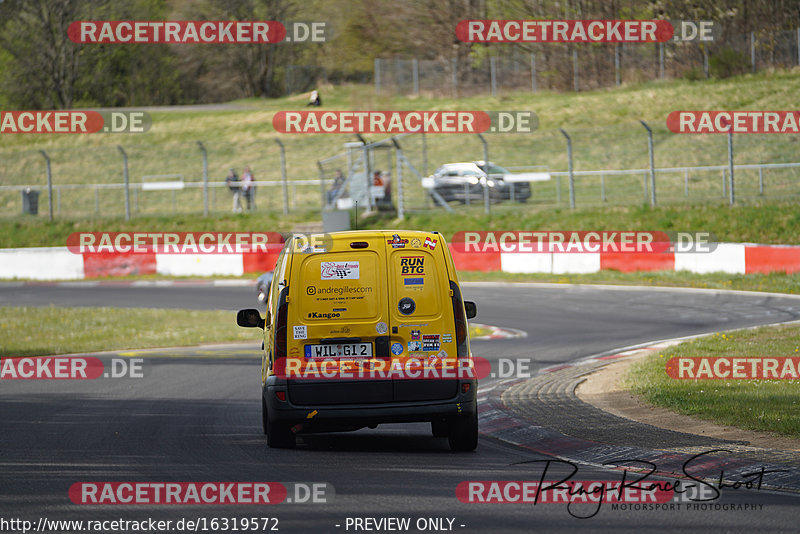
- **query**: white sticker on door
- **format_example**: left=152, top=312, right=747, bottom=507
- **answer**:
left=293, top=326, right=307, bottom=340
left=321, top=261, right=360, bottom=280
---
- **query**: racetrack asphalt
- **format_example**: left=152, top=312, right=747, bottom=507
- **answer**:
left=2, top=281, right=800, bottom=532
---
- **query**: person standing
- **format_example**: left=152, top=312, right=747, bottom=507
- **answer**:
left=241, top=166, right=256, bottom=210
left=226, top=168, right=242, bottom=213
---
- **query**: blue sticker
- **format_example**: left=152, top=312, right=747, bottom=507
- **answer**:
left=408, top=340, right=422, bottom=351
left=391, top=342, right=404, bottom=355
left=404, top=277, right=424, bottom=285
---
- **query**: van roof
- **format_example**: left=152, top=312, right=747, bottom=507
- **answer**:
left=289, top=230, right=442, bottom=241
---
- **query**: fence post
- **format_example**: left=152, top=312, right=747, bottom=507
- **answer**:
left=659, top=43, right=665, bottom=79
left=374, top=58, right=380, bottom=96
left=478, top=133, right=489, bottom=215
left=362, top=143, right=373, bottom=211
left=391, top=137, right=404, bottom=220
left=451, top=57, right=457, bottom=98
left=601, top=174, right=606, bottom=202
left=274, top=139, right=289, bottom=215
left=758, top=165, right=764, bottom=195
left=750, top=31, right=756, bottom=72
left=317, top=161, right=327, bottom=209
left=684, top=168, right=689, bottom=197
left=560, top=129, right=575, bottom=209
left=412, top=58, right=419, bottom=96
left=38, top=150, right=53, bottom=221
left=640, top=120, right=656, bottom=206
left=615, top=45, right=621, bottom=86
left=572, top=49, right=579, bottom=92
left=530, top=53, right=537, bottom=92
left=703, top=46, right=709, bottom=78
left=727, top=131, right=735, bottom=205
left=196, top=141, right=208, bottom=216
left=422, top=132, right=429, bottom=208
left=490, top=56, right=497, bottom=97
left=797, top=27, right=800, bottom=66
left=117, top=145, right=130, bottom=220
left=95, top=187, right=100, bottom=215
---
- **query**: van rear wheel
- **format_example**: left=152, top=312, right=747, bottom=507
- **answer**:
left=263, top=398, right=295, bottom=448
left=447, top=412, right=478, bottom=451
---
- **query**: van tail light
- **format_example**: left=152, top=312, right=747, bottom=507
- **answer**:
left=272, top=287, right=289, bottom=378
left=449, top=281, right=468, bottom=359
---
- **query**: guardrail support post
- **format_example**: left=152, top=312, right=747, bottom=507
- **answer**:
left=560, top=129, right=575, bottom=209
left=117, top=145, right=130, bottom=220
left=197, top=141, right=208, bottom=216
left=39, top=150, right=53, bottom=221
left=639, top=120, right=656, bottom=206
left=759, top=165, right=764, bottom=195
left=275, top=139, right=289, bottom=215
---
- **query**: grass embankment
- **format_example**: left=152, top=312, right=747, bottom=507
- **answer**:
left=625, top=323, right=800, bottom=438
left=2, top=71, right=800, bottom=217
left=4, top=202, right=800, bottom=248
left=0, top=306, right=488, bottom=357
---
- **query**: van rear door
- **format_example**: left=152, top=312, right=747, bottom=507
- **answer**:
left=287, top=235, right=392, bottom=405
left=384, top=233, right=459, bottom=401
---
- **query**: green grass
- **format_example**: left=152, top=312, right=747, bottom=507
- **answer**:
left=0, top=306, right=488, bottom=357
left=0, top=306, right=255, bottom=357
left=4, top=202, right=800, bottom=249
left=625, top=324, right=800, bottom=438
left=3, top=71, right=800, bottom=218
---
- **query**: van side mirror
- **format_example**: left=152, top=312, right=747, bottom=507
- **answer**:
left=464, top=301, right=477, bottom=319
left=237, top=308, right=264, bottom=328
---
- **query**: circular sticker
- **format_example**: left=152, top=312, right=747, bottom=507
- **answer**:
left=398, top=297, right=416, bottom=315
left=410, top=238, right=422, bottom=248
left=376, top=321, right=388, bottom=334
left=391, top=342, right=404, bottom=355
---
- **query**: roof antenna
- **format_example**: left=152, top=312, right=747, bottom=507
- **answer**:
left=354, top=201, right=358, bottom=230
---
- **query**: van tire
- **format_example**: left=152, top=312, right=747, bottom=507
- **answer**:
left=447, top=412, right=478, bottom=451
left=261, top=397, right=269, bottom=435
left=431, top=419, right=449, bottom=438
left=263, top=399, right=296, bottom=448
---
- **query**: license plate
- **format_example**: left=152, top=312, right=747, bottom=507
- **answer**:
left=304, top=343, right=373, bottom=359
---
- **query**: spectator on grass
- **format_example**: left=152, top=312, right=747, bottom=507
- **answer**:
left=307, top=90, right=322, bottom=106
left=226, top=168, right=242, bottom=213
left=241, top=166, right=256, bottom=210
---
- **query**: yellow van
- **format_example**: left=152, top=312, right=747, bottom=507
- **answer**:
left=237, top=230, right=478, bottom=450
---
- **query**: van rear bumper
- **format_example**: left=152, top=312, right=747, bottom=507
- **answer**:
left=264, top=378, right=477, bottom=429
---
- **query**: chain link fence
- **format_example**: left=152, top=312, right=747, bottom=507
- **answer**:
left=375, top=28, right=800, bottom=96
left=3, top=122, right=800, bottom=219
